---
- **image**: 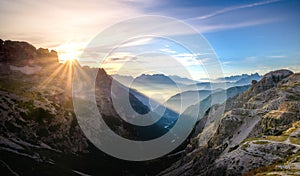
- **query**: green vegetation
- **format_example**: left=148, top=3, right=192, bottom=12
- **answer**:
left=253, top=141, right=269, bottom=145
left=241, top=143, right=249, bottom=150
left=242, top=164, right=279, bottom=176
left=265, top=135, right=288, bottom=142
left=243, top=137, right=261, bottom=143
left=244, top=151, right=300, bottom=175
left=290, top=137, right=300, bottom=145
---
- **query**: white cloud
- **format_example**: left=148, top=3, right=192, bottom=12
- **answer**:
left=120, top=38, right=153, bottom=47
left=159, top=48, right=177, bottom=54
left=244, top=56, right=257, bottom=62
left=267, top=55, right=286, bottom=59
left=196, top=18, right=277, bottom=33
left=222, top=61, right=232, bottom=65
left=194, top=0, right=281, bottom=20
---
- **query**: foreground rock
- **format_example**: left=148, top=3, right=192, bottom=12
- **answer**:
left=160, top=70, right=300, bottom=176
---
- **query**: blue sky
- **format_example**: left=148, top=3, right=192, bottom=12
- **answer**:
left=1, top=0, right=299, bottom=77
left=144, top=0, right=300, bottom=75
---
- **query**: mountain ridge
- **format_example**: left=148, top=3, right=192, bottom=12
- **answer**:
left=159, top=69, right=300, bottom=176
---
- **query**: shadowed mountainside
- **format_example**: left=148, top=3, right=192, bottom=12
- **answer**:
left=0, top=39, right=180, bottom=175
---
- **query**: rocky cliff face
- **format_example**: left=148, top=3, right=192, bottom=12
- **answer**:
left=0, top=41, right=88, bottom=154
left=0, top=39, right=173, bottom=175
left=160, top=69, right=300, bottom=176
left=0, top=39, right=58, bottom=66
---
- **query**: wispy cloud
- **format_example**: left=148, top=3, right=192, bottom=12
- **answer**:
left=267, top=55, right=286, bottom=59
left=196, top=18, right=276, bottom=33
left=222, top=61, right=232, bottom=65
left=120, top=38, right=153, bottom=47
left=105, top=52, right=135, bottom=62
left=194, top=0, right=281, bottom=20
left=159, top=48, right=177, bottom=54
left=244, top=56, right=257, bottom=62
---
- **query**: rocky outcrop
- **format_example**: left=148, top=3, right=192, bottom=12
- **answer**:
left=0, top=39, right=58, bottom=66
left=160, top=70, right=300, bottom=176
left=247, top=69, right=293, bottom=97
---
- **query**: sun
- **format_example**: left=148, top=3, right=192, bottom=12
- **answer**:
left=58, top=50, right=78, bottom=63
left=56, top=43, right=82, bottom=63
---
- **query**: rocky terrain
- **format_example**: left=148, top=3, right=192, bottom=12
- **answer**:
left=0, top=39, right=181, bottom=175
left=1, top=39, right=299, bottom=175
left=159, top=70, right=300, bottom=175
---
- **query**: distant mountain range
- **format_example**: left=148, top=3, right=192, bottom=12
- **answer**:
left=165, top=89, right=212, bottom=113
left=114, top=73, right=262, bottom=87
left=181, top=85, right=250, bottom=121
left=113, top=72, right=262, bottom=103
left=216, top=73, right=261, bottom=82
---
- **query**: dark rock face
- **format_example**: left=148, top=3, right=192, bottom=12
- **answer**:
left=0, top=39, right=58, bottom=66
left=251, top=80, right=257, bottom=85
left=0, top=39, right=180, bottom=176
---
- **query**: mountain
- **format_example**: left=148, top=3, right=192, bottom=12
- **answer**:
left=182, top=85, right=250, bottom=122
left=114, top=74, right=187, bottom=103
left=183, top=73, right=261, bottom=92
left=0, top=39, right=179, bottom=175
left=113, top=73, right=258, bottom=107
left=216, top=73, right=261, bottom=83
left=0, top=39, right=58, bottom=66
left=2, top=39, right=299, bottom=176
left=183, top=82, right=222, bottom=92
left=113, top=74, right=198, bottom=86
left=234, top=72, right=262, bottom=86
left=160, top=69, right=300, bottom=176
left=135, top=74, right=178, bottom=85
left=112, top=74, right=134, bottom=86
left=165, top=85, right=249, bottom=114
left=165, top=89, right=212, bottom=113
left=168, top=75, right=199, bottom=85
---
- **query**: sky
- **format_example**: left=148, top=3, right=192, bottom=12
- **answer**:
left=1, top=0, right=300, bottom=79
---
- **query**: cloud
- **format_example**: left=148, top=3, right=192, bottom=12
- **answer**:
left=105, top=52, right=136, bottom=63
left=172, top=53, right=212, bottom=66
left=194, top=0, right=281, bottom=20
left=195, top=17, right=277, bottom=33
left=172, top=52, right=213, bottom=58
left=0, top=0, right=143, bottom=49
left=159, top=48, right=177, bottom=54
left=244, top=56, right=257, bottom=63
left=267, top=55, right=286, bottom=59
left=120, top=38, right=153, bottom=47
left=222, top=61, right=232, bottom=65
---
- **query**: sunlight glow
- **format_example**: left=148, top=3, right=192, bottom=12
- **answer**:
left=56, top=43, right=83, bottom=63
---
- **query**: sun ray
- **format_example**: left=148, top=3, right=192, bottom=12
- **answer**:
left=39, top=63, right=67, bottom=88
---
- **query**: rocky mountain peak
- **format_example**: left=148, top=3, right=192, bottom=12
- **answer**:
left=249, top=69, right=294, bottom=95
left=0, top=39, right=58, bottom=66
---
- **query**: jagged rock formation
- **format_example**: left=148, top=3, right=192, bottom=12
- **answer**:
left=0, top=39, right=58, bottom=66
left=0, top=39, right=177, bottom=175
left=160, top=69, right=300, bottom=176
